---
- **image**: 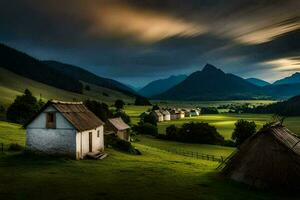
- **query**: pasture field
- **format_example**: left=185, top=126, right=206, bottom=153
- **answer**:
left=0, top=121, right=298, bottom=200
left=124, top=105, right=300, bottom=139
left=136, top=135, right=235, bottom=157
left=152, top=100, right=276, bottom=108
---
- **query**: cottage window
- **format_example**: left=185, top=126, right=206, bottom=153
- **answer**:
left=46, top=112, right=56, bottom=129
left=97, top=130, right=100, bottom=138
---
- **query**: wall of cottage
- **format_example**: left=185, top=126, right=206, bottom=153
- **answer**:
left=76, top=126, right=104, bottom=159
left=26, top=106, right=77, bottom=157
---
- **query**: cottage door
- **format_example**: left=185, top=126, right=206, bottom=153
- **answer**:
left=89, top=132, right=92, bottom=152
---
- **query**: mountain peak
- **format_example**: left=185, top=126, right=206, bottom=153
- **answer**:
left=202, top=63, right=224, bottom=74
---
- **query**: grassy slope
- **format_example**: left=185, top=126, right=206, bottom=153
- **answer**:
left=1, top=121, right=297, bottom=200
left=0, top=68, right=134, bottom=107
left=136, top=135, right=234, bottom=157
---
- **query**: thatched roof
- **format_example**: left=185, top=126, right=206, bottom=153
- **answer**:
left=222, top=124, right=300, bottom=190
left=25, top=100, right=104, bottom=132
left=108, top=117, right=130, bottom=131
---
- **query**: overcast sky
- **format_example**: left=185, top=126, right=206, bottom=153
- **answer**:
left=0, top=0, right=299, bottom=86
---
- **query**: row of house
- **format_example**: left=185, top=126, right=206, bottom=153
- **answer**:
left=141, top=108, right=201, bottom=122
left=25, top=100, right=130, bottom=160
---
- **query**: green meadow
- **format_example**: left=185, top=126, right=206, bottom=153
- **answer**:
left=0, top=103, right=299, bottom=199
left=124, top=105, right=300, bottom=139
left=0, top=121, right=298, bottom=200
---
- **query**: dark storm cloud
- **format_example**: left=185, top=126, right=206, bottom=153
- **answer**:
left=0, top=0, right=299, bottom=85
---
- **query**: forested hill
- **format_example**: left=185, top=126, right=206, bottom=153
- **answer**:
left=0, top=43, right=83, bottom=93
left=250, top=95, right=300, bottom=116
left=43, top=61, right=137, bottom=97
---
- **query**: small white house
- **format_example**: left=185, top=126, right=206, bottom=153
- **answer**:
left=151, top=110, right=164, bottom=122
left=25, top=100, right=105, bottom=159
left=160, top=110, right=171, bottom=121
left=177, top=110, right=185, bottom=119
left=190, top=109, right=199, bottom=116
left=170, top=110, right=178, bottom=120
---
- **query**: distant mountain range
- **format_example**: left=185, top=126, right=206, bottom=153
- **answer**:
left=139, top=75, right=187, bottom=97
left=246, top=78, right=270, bottom=87
left=273, top=72, right=300, bottom=85
left=0, top=43, right=136, bottom=97
left=153, top=64, right=300, bottom=100
left=155, top=64, right=265, bottom=100
left=1, top=43, right=300, bottom=102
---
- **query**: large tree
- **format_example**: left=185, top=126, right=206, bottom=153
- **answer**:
left=114, top=99, right=125, bottom=110
left=232, top=119, right=256, bottom=146
left=6, top=89, right=43, bottom=124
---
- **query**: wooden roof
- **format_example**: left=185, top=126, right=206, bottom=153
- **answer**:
left=270, top=125, right=300, bottom=155
left=108, top=117, right=130, bottom=131
left=160, top=110, right=170, bottom=115
left=222, top=124, right=300, bottom=189
left=25, top=100, right=104, bottom=132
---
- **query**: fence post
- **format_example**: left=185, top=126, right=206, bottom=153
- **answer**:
left=1, top=143, right=3, bottom=153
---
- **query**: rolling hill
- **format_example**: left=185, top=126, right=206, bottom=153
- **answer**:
left=0, top=68, right=135, bottom=107
left=246, top=78, right=270, bottom=87
left=250, top=95, right=300, bottom=116
left=0, top=43, right=83, bottom=93
left=155, top=64, right=266, bottom=101
left=139, top=75, right=187, bottom=97
left=0, top=43, right=137, bottom=107
left=273, top=72, right=300, bottom=85
left=43, top=61, right=136, bottom=97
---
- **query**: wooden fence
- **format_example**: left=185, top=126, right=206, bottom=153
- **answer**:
left=142, top=145, right=225, bottom=163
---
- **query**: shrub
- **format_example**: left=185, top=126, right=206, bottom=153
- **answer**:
left=6, top=89, right=44, bottom=124
left=84, top=100, right=112, bottom=122
left=232, top=119, right=256, bottom=145
left=134, top=96, right=152, bottom=106
left=8, top=143, right=22, bottom=151
left=143, top=114, right=157, bottom=126
left=114, top=99, right=125, bottom=110
left=223, top=140, right=236, bottom=147
left=152, top=105, right=160, bottom=111
left=85, top=85, right=91, bottom=91
left=179, top=122, right=224, bottom=144
left=165, top=125, right=179, bottom=140
left=164, top=122, right=224, bottom=145
left=113, top=111, right=131, bottom=124
left=102, top=92, right=109, bottom=97
left=133, top=123, right=158, bottom=136
left=105, top=135, right=140, bottom=155
left=201, top=107, right=219, bottom=114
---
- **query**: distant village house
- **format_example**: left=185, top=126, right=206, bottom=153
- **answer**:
left=151, top=110, right=164, bottom=122
left=160, top=110, right=171, bottom=121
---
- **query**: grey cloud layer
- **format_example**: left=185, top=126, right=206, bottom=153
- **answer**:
left=0, top=0, right=299, bottom=85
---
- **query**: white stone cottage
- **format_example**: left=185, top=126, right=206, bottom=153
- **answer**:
left=25, top=100, right=104, bottom=159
